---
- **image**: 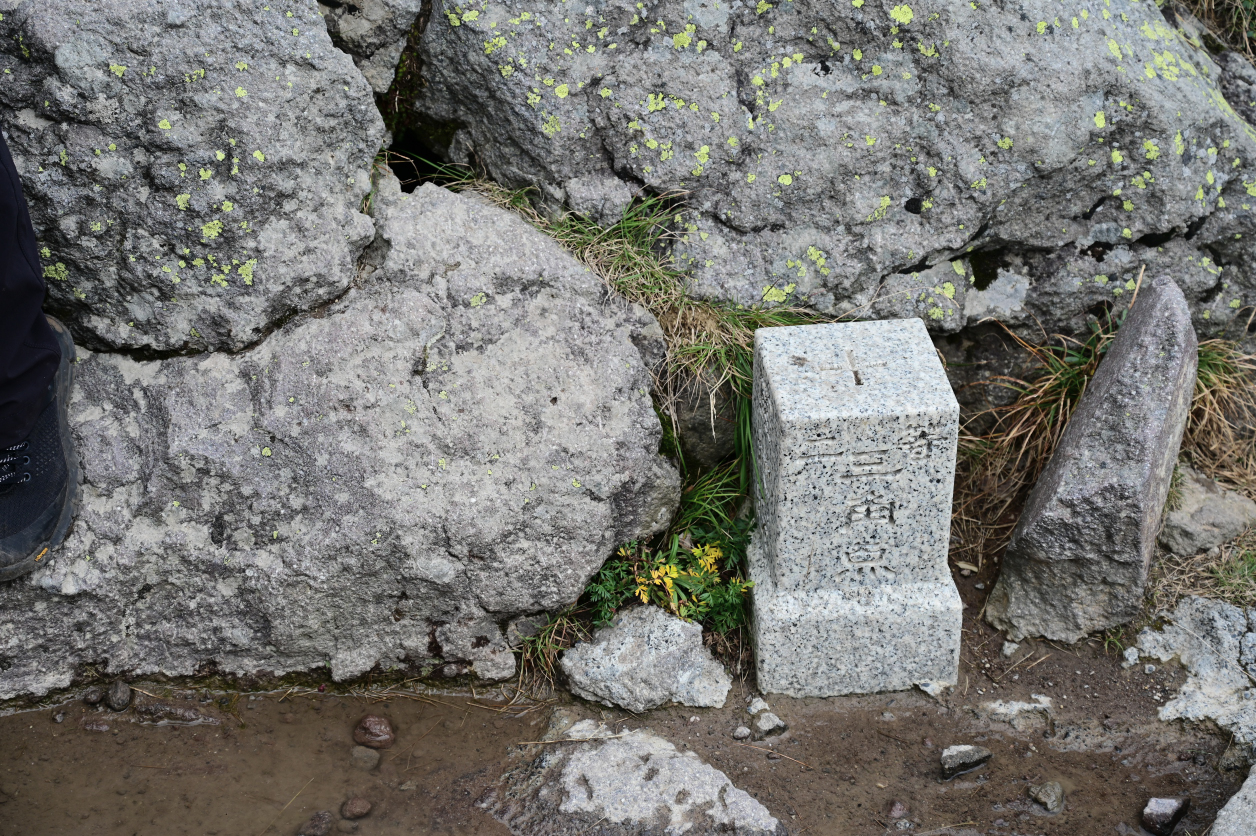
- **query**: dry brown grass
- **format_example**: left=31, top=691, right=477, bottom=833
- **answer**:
left=1150, top=528, right=1256, bottom=611
left=1180, top=0, right=1256, bottom=60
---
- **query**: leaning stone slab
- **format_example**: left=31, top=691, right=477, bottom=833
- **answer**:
left=749, top=319, right=961, bottom=697
left=560, top=605, right=731, bottom=713
left=0, top=176, right=680, bottom=700
left=1213, top=765, right=1256, bottom=836
left=0, top=1, right=384, bottom=352
left=1159, top=466, right=1256, bottom=556
left=987, top=276, right=1197, bottom=642
left=320, top=0, right=424, bottom=94
left=480, top=718, right=781, bottom=836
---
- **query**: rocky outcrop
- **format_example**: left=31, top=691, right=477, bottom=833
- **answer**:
left=319, top=0, right=425, bottom=94
left=0, top=177, right=680, bottom=700
left=560, top=605, right=731, bottom=712
left=1213, top=764, right=1256, bottom=836
left=0, top=0, right=384, bottom=352
left=480, top=716, right=781, bottom=835
left=987, top=276, right=1197, bottom=642
left=1135, top=596, right=1256, bottom=750
left=1160, top=466, right=1256, bottom=556
left=409, top=0, right=1256, bottom=338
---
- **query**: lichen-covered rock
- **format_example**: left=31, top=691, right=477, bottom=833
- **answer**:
left=480, top=719, right=781, bottom=836
left=987, top=276, right=1197, bottom=642
left=319, top=0, right=424, bottom=94
left=0, top=0, right=384, bottom=352
left=1135, top=596, right=1256, bottom=749
left=560, top=605, right=731, bottom=712
left=0, top=176, right=680, bottom=700
left=410, top=0, right=1256, bottom=338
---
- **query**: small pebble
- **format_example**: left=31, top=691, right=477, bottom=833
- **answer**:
left=1001, top=641, right=1020, bottom=658
left=1029, top=781, right=1065, bottom=813
left=886, top=800, right=909, bottom=819
left=940, top=744, right=991, bottom=779
left=1141, top=797, right=1190, bottom=836
left=689, top=716, right=699, bottom=724
left=1145, top=664, right=1158, bottom=675
left=766, top=751, right=781, bottom=760
left=105, top=681, right=132, bottom=712
left=353, top=715, right=395, bottom=749
left=340, top=797, right=371, bottom=820
left=82, top=686, right=105, bottom=706
left=732, top=726, right=751, bottom=740
left=297, top=810, right=332, bottom=836
left=52, top=712, right=65, bottom=724
left=754, top=712, right=787, bottom=738
left=974, top=582, right=985, bottom=590
left=398, top=780, right=417, bottom=791
left=350, top=745, right=381, bottom=771
left=746, top=697, right=770, bottom=715
left=336, top=822, right=357, bottom=834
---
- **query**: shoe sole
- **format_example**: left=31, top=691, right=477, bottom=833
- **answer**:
left=0, top=317, right=79, bottom=582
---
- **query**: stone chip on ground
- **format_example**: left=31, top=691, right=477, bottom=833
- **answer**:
left=0, top=176, right=679, bottom=701
left=560, top=606, right=731, bottom=713
left=1158, top=466, right=1256, bottom=556
left=340, top=797, right=371, bottom=820
left=297, top=811, right=333, bottom=836
left=987, top=276, right=1198, bottom=641
left=480, top=719, right=782, bottom=835
left=1141, top=797, right=1190, bottom=836
left=753, top=712, right=787, bottom=740
left=105, top=681, right=132, bottom=712
left=353, top=715, right=394, bottom=750
left=1029, top=781, right=1065, bottom=813
left=0, top=0, right=383, bottom=353
left=940, top=744, right=992, bottom=779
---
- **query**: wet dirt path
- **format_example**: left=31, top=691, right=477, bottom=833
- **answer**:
left=0, top=603, right=1246, bottom=835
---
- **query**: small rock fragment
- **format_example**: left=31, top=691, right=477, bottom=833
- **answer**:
left=353, top=715, right=395, bottom=749
left=398, top=780, right=417, bottom=791
left=940, top=744, right=991, bottom=779
left=754, top=712, right=787, bottom=738
left=1218, top=745, right=1252, bottom=772
left=105, top=681, right=132, bottom=712
left=1029, top=781, right=1065, bottom=813
left=53, top=712, right=65, bottom=724
left=340, top=797, right=371, bottom=820
left=350, top=745, right=381, bottom=771
left=297, top=810, right=333, bottom=836
left=1145, top=664, right=1158, bottom=674
left=1001, top=641, right=1020, bottom=658
left=82, top=686, right=105, bottom=705
left=1122, top=646, right=1140, bottom=668
left=886, top=800, right=909, bottom=819
left=336, top=822, right=357, bottom=834
left=1141, top=797, right=1190, bottom=836
left=746, top=697, right=770, bottom=715
left=732, top=726, right=751, bottom=740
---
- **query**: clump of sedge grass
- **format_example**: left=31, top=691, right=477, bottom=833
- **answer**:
left=1179, top=0, right=1256, bottom=60
left=1182, top=338, right=1256, bottom=495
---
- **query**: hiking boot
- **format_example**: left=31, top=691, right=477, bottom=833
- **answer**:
left=0, top=316, right=78, bottom=581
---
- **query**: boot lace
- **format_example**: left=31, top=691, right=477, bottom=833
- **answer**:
left=0, top=441, right=31, bottom=490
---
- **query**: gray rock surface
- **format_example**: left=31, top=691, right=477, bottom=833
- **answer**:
left=0, top=177, right=679, bottom=700
left=987, top=276, right=1197, bottom=642
left=1135, top=596, right=1256, bottom=748
left=753, top=711, right=787, bottom=739
left=0, top=0, right=384, bottom=353
left=1213, top=765, right=1256, bottom=836
left=560, top=605, right=731, bottom=713
left=319, top=0, right=424, bottom=94
left=480, top=718, right=781, bottom=835
left=1141, top=797, right=1189, bottom=836
left=672, top=378, right=738, bottom=471
left=1159, top=466, right=1256, bottom=556
left=410, top=0, right=1256, bottom=339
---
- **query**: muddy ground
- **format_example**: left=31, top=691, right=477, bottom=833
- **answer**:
left=0, top=578, right=1247, bottom=836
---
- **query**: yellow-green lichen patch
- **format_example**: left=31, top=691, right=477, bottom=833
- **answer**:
left=158, top=119, right=172, bottom=130
left=1094, top=111, right=1106, bottom=129
left=470, top=292, right=487, bottom=307
left=253, top=150, right=265, bottom=162
left=175, top=193, right=191, bottom=210
left=997, top=137, right=1013, bottom=149
left=761, top=282, right=796, bottom=302
left=43, top=262, right=68, bottom=281
left=890, top=5, right=914, bottom=25
left=201, top=220, right=224, bottom=239
left=109, top=63, right=127, bottom=77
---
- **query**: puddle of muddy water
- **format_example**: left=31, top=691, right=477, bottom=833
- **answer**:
left=0, top=606, right=1247, bottom=835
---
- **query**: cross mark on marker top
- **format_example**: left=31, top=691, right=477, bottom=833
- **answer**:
left=809, top=349, right=887, bottom=387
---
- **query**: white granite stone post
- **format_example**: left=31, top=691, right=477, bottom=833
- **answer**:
left=748, top=319, right=961, bottom=697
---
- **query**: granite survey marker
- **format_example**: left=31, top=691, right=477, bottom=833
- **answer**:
left=749, top=320, right=961, bottom=697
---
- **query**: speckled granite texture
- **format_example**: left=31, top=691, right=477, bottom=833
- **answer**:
left=748, top=319, right=961, bottom=697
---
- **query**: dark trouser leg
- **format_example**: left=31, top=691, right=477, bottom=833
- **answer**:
left=0, top=131, right=59, bottom=448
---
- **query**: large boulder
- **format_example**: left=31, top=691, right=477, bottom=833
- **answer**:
left=1159, top=465, right=1256, bottom=556
left=986, top=276, right=1197, bottom=641
left=560, top=605, right=732, bottom=712
left=480, top=717, right=782, bottom=836
left=409, top=0, right=1256, bottom=338
left=319, top=0, right=425, bottom=94
left=0, top=0, right=384, bottom=352
left=1214, top=764, right=1256, bottom=836
left=0, top=176, right=680, bottom=699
